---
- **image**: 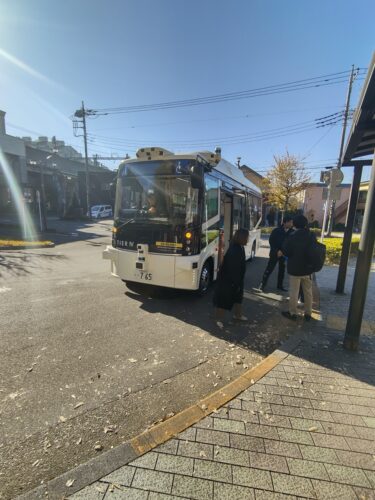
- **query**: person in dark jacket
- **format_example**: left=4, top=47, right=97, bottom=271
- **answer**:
left=213, top=228, right=249, bottom=326
left=259, top=217, right=293, bottom=292
left=281, top=215, right=315, bottom=321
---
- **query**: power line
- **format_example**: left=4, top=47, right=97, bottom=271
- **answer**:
left=87, top=117, right=317, bottom=143
left=86, top=114, right=346, bottom=149
left=90, top=69, right=366, bottom=115
left=90, top=105, right=346, bottom=132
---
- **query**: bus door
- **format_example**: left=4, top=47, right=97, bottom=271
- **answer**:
left=221, top=192, right=233, bottom=254
left=232, top=194, right=245, bottom=233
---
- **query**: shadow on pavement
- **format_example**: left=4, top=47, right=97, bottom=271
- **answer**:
left=124, top=255, right=302, bottom=357
left=124, top=249, right=375, bottom=389
left=0, top=218, right=113, bottom=246
left=0, top=251, right=67, bottom=278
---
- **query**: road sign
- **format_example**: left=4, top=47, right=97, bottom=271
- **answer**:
left=322, top=187, right=342, bottom=201
left=331, top=168, right=344, bottom=186
left=320, top=168, right=344, bottom=186
left=320, top=171, right=331, bottom=184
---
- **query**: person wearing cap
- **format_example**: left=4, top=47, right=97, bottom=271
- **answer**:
left=281, top=214, right=315, bottom=321
left=259, top=216, right=294, bottom=292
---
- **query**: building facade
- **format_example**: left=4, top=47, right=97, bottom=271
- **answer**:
left=300, top=183, right=351, bottom=227
left=0, top=110, right=29, bottom=219
left=0, top=109, right=117, bottom=225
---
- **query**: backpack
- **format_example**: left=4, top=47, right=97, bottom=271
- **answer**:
left=307, top=233, right=326, bottom=273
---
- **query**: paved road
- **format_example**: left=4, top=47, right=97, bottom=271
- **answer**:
left=0, top=222, right=297, bottom=498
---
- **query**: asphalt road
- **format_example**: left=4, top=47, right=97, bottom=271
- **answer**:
left=0, top=221, right=297, bottom=499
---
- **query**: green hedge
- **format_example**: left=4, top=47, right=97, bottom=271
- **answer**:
left=261, top=229, right=363, bottom=265
left=262, top=226, right=322, bottom=235
left=324, top=237, right=361, bottom=265
left=261, top=227, right=276, bottom=234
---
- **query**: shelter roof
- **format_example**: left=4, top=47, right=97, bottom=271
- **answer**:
left=343, top=53, right=375, bottom=163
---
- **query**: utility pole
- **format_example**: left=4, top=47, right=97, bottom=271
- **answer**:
left=82, top=101, right=91, bottom=219
left=327, top=65, right=357, bottom=235
left=74, top=101, right=92, bottom=218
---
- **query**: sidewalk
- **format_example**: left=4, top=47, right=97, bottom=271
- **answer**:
left=64, top=331, right=375, bottom=500
left=22, top=265, right=375, bottom=500
left=317, top=259, right=375, bottom=335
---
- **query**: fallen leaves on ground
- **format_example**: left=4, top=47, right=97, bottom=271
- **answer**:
left=104, top=425, right=117, bottom=434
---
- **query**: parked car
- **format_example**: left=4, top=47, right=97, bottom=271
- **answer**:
left=88, top=205, right=113, bottom=219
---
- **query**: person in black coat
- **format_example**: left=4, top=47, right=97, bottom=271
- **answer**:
left=213, top=228, right=249, bottom=326
left=259, top=217, right=294, bottom=292
left=281, top=214, right=315, bottom=321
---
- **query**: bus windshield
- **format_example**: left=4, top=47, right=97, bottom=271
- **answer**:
left=114, top=161, right=200, bottom=227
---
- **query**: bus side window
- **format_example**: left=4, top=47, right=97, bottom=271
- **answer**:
left=203, top=176, right=219, bottom=222
left=243, top=194, right=250, bottom=230
left=201, top=176, right=220, bottom=249
left=248, top=195, right=254, bottom=230
left=232, top=196, right=242, bottom=233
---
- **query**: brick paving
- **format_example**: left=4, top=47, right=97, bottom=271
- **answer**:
left=68, top=264, right=375, bottom=499
left=69, top=327, right=375, bottom=499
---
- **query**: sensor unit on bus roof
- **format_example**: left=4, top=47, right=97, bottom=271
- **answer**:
left=136, top=147, right=173, bottom=159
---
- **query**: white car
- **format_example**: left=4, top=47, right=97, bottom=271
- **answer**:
left=88, top=205, right=113, bottom=219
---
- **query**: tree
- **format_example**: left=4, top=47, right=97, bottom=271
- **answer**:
left=262, top=152, right=310, bottom=213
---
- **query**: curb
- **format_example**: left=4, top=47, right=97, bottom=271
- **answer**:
left=16, top=333, right=303, bottom=500
left=0, top=243, right=55, bottom=251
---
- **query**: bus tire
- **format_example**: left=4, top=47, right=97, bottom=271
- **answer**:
left=249, top=241, right=256, bottom=261
left=197, top=260, right=212, bottom=296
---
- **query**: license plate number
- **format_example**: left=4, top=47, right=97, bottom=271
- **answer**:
left=136, top=271, right=153, bottom=281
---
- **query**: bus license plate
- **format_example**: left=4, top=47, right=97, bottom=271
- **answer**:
left=135, top=271, right=153, bottom=281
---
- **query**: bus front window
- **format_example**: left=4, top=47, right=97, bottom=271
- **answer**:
left=114, top=162, right=200, bottom=228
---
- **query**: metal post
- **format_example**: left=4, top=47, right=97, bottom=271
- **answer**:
left=81, top=101, right=91, bottom=219
left=327, top=65, right=357, bottom=236
left=36, top=190, right=43, bottom=232
left=320, top=198, right=329, bottom=242
left=344, top=155, right=375, bottom=351
left=327, top=197, right=336, bottom=236
left=336, top=164, right=363, bottom=293
left=39, top=161, right=47, bottom=231
left=22, top=196, right=27, bottom=239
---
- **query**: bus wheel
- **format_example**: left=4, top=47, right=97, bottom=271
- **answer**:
left=249, top=242, right=256, bottom=261
left=197, top=261, right=212, bottom=296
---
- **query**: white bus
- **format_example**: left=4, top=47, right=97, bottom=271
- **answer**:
left=103, top=146, right=262, bottom=294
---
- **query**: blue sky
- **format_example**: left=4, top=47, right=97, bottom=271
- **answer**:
left=0, top=0, right=374, bottom=181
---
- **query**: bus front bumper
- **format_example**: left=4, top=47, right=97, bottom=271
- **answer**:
left=102, top=245, right=200, bottom=290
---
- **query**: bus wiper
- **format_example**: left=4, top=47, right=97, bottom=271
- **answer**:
left=117, top=218, right=136, bottom=229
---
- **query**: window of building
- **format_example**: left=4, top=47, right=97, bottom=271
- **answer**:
left=358, top=190, right=367, bottom=204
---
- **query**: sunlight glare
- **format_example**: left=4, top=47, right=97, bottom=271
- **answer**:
left=0, top=148, right=37, bottom=240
